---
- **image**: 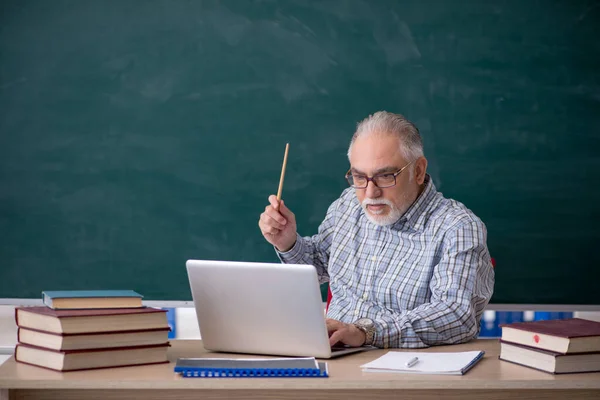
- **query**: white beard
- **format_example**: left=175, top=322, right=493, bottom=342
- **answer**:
left=360, top=198, right=403, bottom=226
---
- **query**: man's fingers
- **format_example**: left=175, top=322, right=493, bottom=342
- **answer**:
left=268, top=195, right=280, bottom=210
left=258, top=219, right=282, bottom=239
left=260, top=212, right=285, bottom=231
left=267, top=195, right=294, bottom=222
left=326, top=318, right=342, bottom=326
left=329, top=330, right=343, bottom=347
left=326, top=319, right=343, bottom=334
left=260, top=222, right=281, bottom=237
left=279, top=200, right=295, bottom=220
left=262, top=226, right=279, bottom=236
left=326, top=319, right=335, bottom=333
left=264, top=204, right=287, bottom=226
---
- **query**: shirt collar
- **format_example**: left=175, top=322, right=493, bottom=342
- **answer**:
left=389, top=174, right=436, bottom=232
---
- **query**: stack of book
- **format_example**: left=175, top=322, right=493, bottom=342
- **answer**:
left=499, top=318, right=600, bottom=374
left=14, top=290, right=171, bottom=372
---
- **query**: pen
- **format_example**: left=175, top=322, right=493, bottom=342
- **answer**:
left=405, top=357, right=419, bottom=368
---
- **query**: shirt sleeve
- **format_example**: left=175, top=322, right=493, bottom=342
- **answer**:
left=275, top=199, right=339, bottom=283
left=370, top=220, right=495, bottom=348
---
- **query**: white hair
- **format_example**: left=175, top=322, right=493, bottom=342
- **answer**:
left=347, top=111, right=424, bottom=162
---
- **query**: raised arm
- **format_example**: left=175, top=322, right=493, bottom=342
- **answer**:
left=274, top=199, right=339, bottom=282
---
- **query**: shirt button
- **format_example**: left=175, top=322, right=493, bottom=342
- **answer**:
left=363, top=293, right=368, bottom=300
left=371, top=256, right=376, bottom=262
left=354, top=309, right=359, bottom=316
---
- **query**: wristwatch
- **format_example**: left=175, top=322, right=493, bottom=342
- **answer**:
left=353, top=318, right=376, bottom=346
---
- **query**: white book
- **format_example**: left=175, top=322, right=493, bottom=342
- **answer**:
left=360, top=350, right=485, bottom=375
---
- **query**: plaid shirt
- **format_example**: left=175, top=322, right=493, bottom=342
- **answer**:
left=277, top=175, right=495, bottom=348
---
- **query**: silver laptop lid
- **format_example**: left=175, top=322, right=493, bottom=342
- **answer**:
left=186, top=260, right=333, bottom=358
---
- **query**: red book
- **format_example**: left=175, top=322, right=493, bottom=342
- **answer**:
left=15, top=306, right=168, bottom=334
left=17, top=326, right=171, bottom=351
left=499, top=340, right=600, bottom=374
left=15, top=342, right=170, bottom=372
left=500, top=318, right=600, bottom=354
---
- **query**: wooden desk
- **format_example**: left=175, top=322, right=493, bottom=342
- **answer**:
left=1, top=339, right=599, bottom=400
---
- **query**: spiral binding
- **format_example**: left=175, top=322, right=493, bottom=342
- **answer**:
left=178, top=367, right=328, bottom=378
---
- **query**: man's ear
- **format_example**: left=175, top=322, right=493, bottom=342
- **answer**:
left=414, top=157, right=428, bottom=185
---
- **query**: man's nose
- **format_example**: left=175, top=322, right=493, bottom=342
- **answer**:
left=365, top=180, right=382, bottom=198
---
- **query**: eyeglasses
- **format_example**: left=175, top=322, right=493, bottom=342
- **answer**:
left=345, top=160, right=414, bottom=189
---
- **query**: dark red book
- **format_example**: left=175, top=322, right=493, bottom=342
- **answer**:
left=500, top=318, right=600, bottom=354
left=15, top=306, right=168, bottom=334
left=499, top=340, right=600, bottom=374
left=15, top=342, right=170, bottom=372
left=17, top=326, right=171, bottom=351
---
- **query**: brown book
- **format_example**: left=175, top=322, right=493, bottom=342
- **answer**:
left=15, top=307, right=168, bottom=334
left=15, top=343, right=170, bottom=372
left=499, top=340, right=600, bottom=374
left=500, top=318, right=600, bottom=354
left=17, top=327, right=171, bottom=351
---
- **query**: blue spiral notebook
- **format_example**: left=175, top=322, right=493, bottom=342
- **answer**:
left=174, top=357, right=329, bottom=378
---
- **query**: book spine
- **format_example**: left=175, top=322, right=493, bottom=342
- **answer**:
left=165, top=308, right=176, bottom=339
left=15, top=358, right=170, bottom=372
left=42, top=293, right=51, bottom=308
left=177, top=368, right=328, bottom=378
left=17, top=342, right=170, bottom=354
left=16, top=326, right=171, bottom=336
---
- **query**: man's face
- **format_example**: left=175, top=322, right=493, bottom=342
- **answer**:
left=349, top=133, right=420, bottom=226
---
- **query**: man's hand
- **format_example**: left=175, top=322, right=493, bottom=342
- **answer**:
left=258, top=195, right=297, bottom=252
left=326, top=318, right=366, bottom=347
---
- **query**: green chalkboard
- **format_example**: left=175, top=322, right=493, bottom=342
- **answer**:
left=1, top=0, right=599, bottom=305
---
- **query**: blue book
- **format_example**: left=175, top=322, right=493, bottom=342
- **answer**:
left=534, top=312, right=574, bottom=321
left=42, top=290, right=143, bottom=309
left=534, top=311, right=552, bottom=321
left=496, top=311, right=511, bottom=328
left=165, top=308, right=177, bottom=339
left=174, top=357, right=329, bottom=378
left=509, top=312, right=524, bottom=324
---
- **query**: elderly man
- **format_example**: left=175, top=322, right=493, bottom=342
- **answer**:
left=258, top=111, right=494, bottom=348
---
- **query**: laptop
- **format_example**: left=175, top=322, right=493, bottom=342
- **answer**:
left=185, top=259, right=374, bottom=359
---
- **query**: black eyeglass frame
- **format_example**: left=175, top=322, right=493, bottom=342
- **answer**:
left=345, top=160, right=415, bottom=189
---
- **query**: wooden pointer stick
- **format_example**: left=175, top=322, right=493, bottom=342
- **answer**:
left=276, top=143, right=290, bottom=203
